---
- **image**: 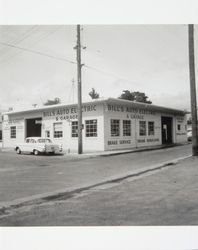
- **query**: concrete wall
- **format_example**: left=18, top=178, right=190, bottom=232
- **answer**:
left=2, top=103, right=105, bottom=152
left=2, top=111, right=42, bottom=148
left=41, top=103, right=105, bottom=152
left=2, top=100, right=187, bottom=152
left=103, top=101, right=187, bottom=151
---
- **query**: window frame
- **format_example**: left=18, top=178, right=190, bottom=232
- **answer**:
left=10, top=126, right=16, bottom=139
left=111, top=119, right=120, bottom=137
left=148, top=121, right=155, bottom=136
left=85, top=119, right=97, bottom=137
left=139, top=121, right=146, bottom=136
left=53, top=122, right=63, bottom=138
left=71, top=121, right=78, bottom=138
left=123, top=120, right=131, bottom=136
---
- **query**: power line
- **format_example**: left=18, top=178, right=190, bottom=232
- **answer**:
left=0, top=33, right=168, bottom=87
left=0, top=26, right=63, bottom=66
left=0, top=39, right=143, bottom=85
left=0, top=39, right=130, bottom=81
left=0, top=26, right=39, bottom=65
left=84, top=64, right=122, bottom=79
left=0, top=41, right=76, bottom=65
left=28, top=26, right=63, bottom=46
left=0, top=26, right=38, bottom=55
left=84, top=64, right=139, bottom=84
left=13, top=26, right=38, bottom=44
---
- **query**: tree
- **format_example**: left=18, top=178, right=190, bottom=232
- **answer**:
left=119, top=90, right=152, bottom=104
left=89, top=88, right=100, bottom=99
left=44, top=97, right=61, bottom=106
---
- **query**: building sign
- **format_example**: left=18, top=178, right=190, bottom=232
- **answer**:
left=107, top=138, right=159, bottom=146
left=176, top=132, right=186, bottom=136
left=147, top=138, right=159, bottom=142
left=108, top=140, right=131, bottom=145
left=43, top=104, right=97, bottom=121
left=107, top=105, right=155, bottom=120
left=3, top=117, right=24, bottom=129
left=126, top=114, right=144, bottom=119
left=7, top=118, right=23, bottom=124
left=138, top=138, right=160, bottom=143
left=35, top=120, right=42, bottom=124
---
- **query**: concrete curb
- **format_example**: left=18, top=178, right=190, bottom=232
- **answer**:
left=99, top=143, right=189, bottom=157
left=64, top=143, right=190, bottom=159
left=0, top=154, right=191, bottom=213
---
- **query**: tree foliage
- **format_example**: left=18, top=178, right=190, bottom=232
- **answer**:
left=119, top=90, right=152, bottom=104
left=89, top=88, right=100, bottom=99
left=44, top=97, right=61, bottom=106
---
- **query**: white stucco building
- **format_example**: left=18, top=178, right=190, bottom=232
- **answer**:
left=2, top=98, right=187, bottom=152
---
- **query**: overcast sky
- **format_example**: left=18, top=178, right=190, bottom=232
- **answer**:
left=0, top=25, right=198, bottom=111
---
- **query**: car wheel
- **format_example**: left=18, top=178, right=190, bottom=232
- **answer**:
left=16, top=148, right=21, bottom=154
left=33, top=149, right=39, bottom=156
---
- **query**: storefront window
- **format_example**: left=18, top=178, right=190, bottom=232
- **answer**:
left=139, top=121, right=146, bottom=136
left=111, top=119, right=120, bottom=137
left=53, top=122, right=63, bottom=138
left=85, top=119, right=97, bottom=137
left=123, top=120, right=131, bottom=136
left=148, top=121, right=155, bottom=136
left=10, top=126, right=16, bottom=138
left=71, top=121, right=78, bottom=137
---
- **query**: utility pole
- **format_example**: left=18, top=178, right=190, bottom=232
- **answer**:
left=76, top=24, right=83, bottom=154
left=188, top=24, right=198, bottom=156
left=72, top=78, right=75, bottom=103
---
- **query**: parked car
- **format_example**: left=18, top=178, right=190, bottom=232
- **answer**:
left=187, top=129, right=192, bottom=142
left=15, top=137, right=63, bottom=155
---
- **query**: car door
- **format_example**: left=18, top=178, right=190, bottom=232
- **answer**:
left=21, top=138, right=30, bottom=152
left=28, top=139, right=36, bottom=152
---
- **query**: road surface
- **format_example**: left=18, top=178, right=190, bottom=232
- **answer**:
left=0, top=144, right=196, bottom=226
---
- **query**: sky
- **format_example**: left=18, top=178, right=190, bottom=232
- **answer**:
left=0, top=24, right=198, bottom=112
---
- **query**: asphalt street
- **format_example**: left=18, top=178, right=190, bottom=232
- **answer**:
left=0, top=154, right=198, bottom=226
left=0, top=143, right=195, bottom=226
left=0, top=144, right=191, bottom=205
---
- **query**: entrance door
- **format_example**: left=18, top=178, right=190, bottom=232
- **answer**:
left=161, top=116, right=173, bottom=144
left=26, top=118, right=42, bottom=137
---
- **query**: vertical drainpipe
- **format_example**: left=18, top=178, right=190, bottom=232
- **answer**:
left=2, top=115, right=4, bottom=149
left=174, top=115, right=177, bottom=144
left=103, top=101, right=108, bottom=151
left=134, top=116, right=138, bottom=148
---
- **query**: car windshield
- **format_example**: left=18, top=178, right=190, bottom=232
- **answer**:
left=37, top=139, right=52, bottom=143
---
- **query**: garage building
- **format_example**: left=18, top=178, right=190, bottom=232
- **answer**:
left=2, top=98, right=187, bottom=152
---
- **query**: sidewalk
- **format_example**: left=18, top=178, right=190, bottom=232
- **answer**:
left=64, top=143, right=189, bottom=159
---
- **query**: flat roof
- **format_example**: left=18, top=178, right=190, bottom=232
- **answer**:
left=3, top=98, right=186, bottom=116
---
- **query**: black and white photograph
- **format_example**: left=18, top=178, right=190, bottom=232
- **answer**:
left=0, top=23, right=197, bottom=226
left=1, top=0, right=198, bottom=249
